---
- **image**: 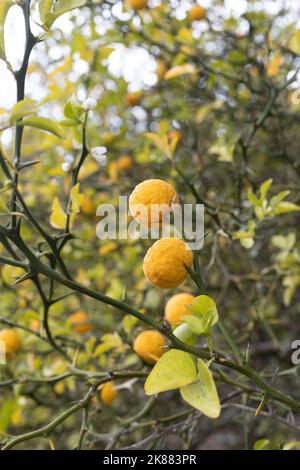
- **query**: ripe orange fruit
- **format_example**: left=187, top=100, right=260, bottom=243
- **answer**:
left=165, top=293, right=195, bottom=325
left=188, top=5, right=206, bottom=22
left=133, top=330, right=167, bottom=364
left=69, top=311, right=92, bottom=334
left=128, top=0, right=148, bottom=11
left=125, top=91, right=142, bottom=107
left=129, top=179, right=178, bottom=227
left=0, top=329, right=21, bottom=355
left=168, top=129, right=182, bottom=143
left=117, top=154, right=133, bottom=171
left=143, top=238, right=193, bottom=288
left=80, top=195, right=96, bottom=217
left=99, top=381, right=117, bottom=406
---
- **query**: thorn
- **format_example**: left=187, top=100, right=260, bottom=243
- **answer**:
left=11, top=271, right=34, bottom=286
left=244, top=341, right=251, bottom=366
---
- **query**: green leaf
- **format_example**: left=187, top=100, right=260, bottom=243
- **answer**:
left=144, top=349, right=197, bottom=395
left=50, top=197, right=67, bottom=229
left=282, top=441, right=300, bottom=450
left=184, top=295, right=218, bottom=335
left=0, top=1, right=13, bottom=61
left=253, top=439, right=271, bottom=450
left=18, top=117, right=64, bottom=138
left=122, top=314, right=138, bottom=334
left=10, top=99, right=37, bottom=122
left=180, top=359, right=221, bottom=419
left=63, top=101, right=81, bottom=121
left=182, top=314, right=212, bottom=336
left=60, top=118, right=79, bottom=127
left=288, top=30, right=300, bottom=55
left=273, top=201, right=300, bottom=215
left=41, top=0, right=87, bottom=29
left=272, top=233, right=296, bottom=251
left=247, top=188, right=260, bottom=207
left=259, top=178, right=273, bottom=200
left=0, top=398, right=18, bottom=433
left=269, top=191, right=290, bottom=210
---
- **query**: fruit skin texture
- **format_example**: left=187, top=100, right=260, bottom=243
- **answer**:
left=133, top=330, right=167, bottom=364
left=188, top=5, right=206, bottom=21
left=165, top=293, right=195, bottom=325
left=143, top=238, right=193, bottom=289
left=69, top=311, right=92, bottom=334
left=99, top=381, right=117, bottom=406
left=129, top=179, right=178, bottom=227
left=0, top=329, right=21, bottom=355
left=128, top=0, right=148, bottom=11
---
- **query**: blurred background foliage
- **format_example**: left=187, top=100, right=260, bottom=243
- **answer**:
left=0, top=0, right=300, bottom=450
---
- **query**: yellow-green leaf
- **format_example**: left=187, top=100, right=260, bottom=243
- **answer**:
left=253, top=439, right=271, bottom=450
left=288, top=30, right=300, bottom=56
left=259, top=178, right=273, bottom=199
left=180, top=359, right=221, bottom=418
left=70, top=183, right=83, bottom=214
left=50, top=197, right=67, bottom=229
left=10, top=99, right=37, bottom=122
left=144, top=349, right=197, bottom=395
left=18, top=116, right=64, bottom=138
left=282, top=441, right=300, bottom=450
left=41, top=0, right=87, bottom=29
left=183, top=295, right=218, bottom=335
left=273, top=201, right=300, bottom=215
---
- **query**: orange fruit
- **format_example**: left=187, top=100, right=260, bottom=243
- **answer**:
left=0, top=329, right=21, bottom=355
left=69, top=311, right=92, bottom=334
left=165, top=293, right=195, bottom=325
left=80, top=196, right=96, bottom=217
left=100, top=381, right=117, bottom=406
left=133, top=330, right=167, bottom=364
left=128, top=0, right=148, bottom=11
left=117, top=155, right=133, bottom=171
left=168, top=129, right=182, bottom=143
left=188, top=5, right=206, bottom=22
left=129, top=179, right=178, bottom=227
left=125, top=91, right=142, bottom=107
left=143, top=238, right=193, bottom=288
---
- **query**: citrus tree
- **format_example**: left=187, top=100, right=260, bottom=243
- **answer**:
left=0, top=0, right=300, bottom=450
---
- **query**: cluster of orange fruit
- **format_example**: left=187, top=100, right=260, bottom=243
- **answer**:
left=129, top=178, right=194, bottom=288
